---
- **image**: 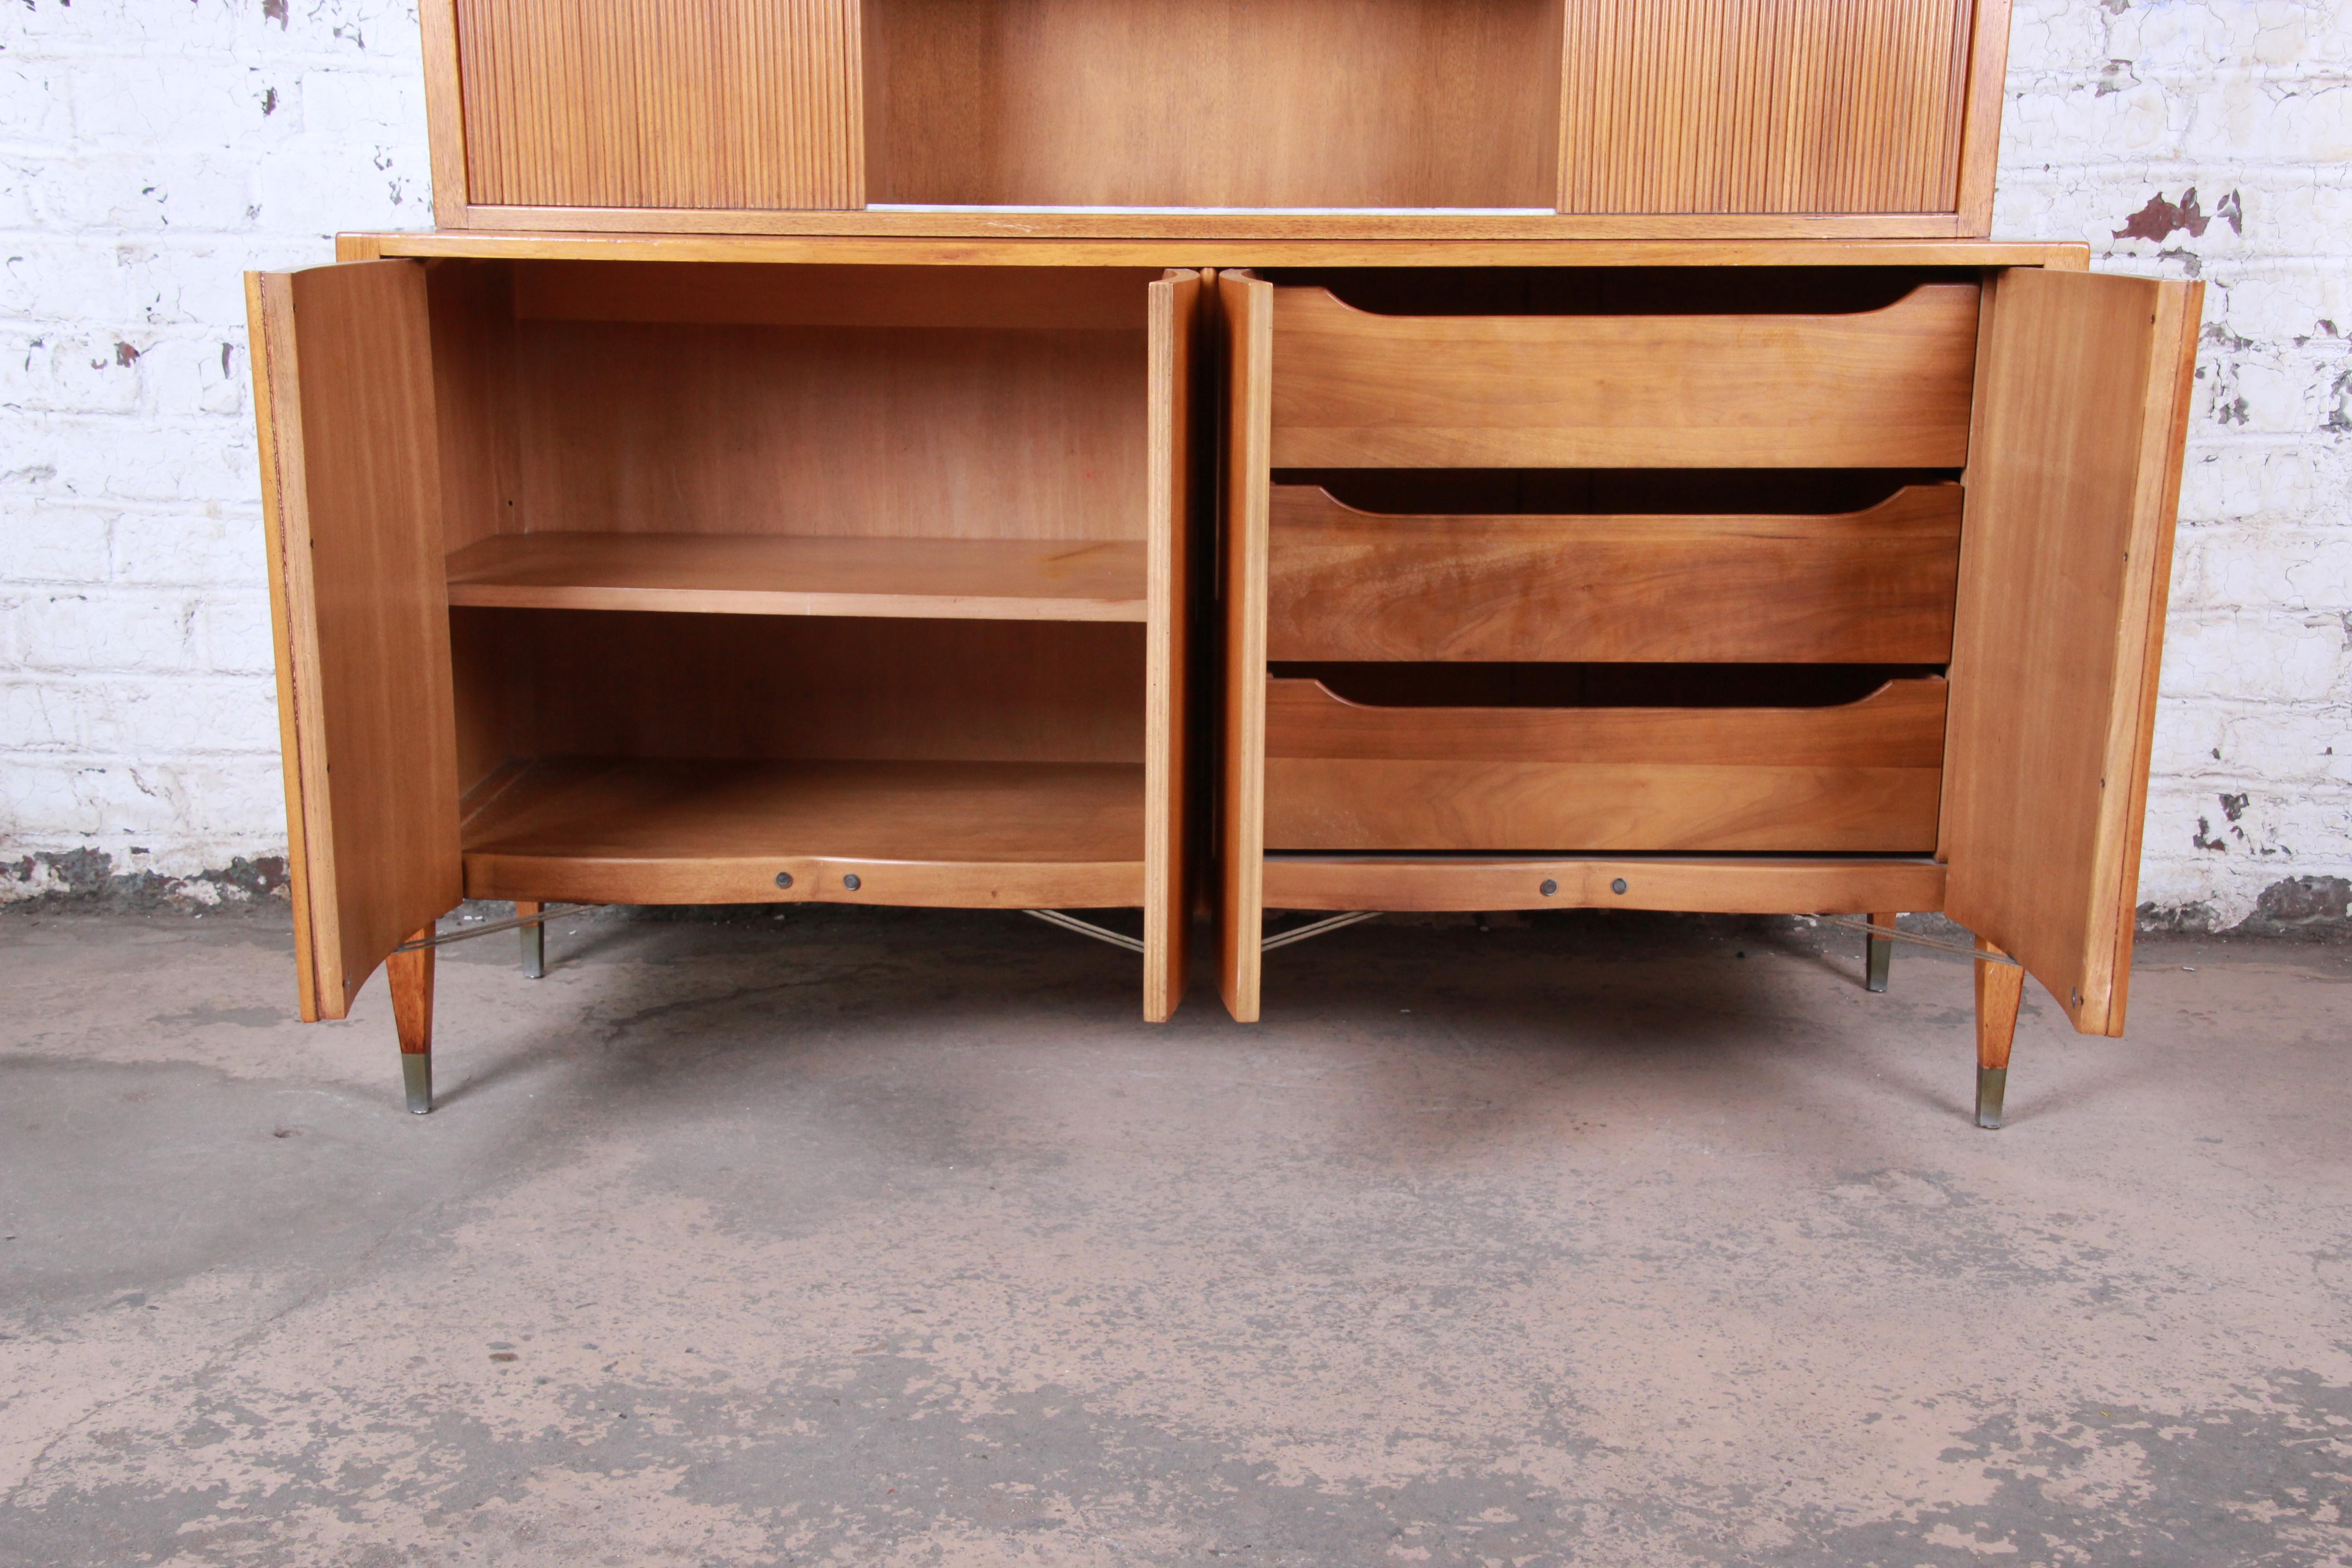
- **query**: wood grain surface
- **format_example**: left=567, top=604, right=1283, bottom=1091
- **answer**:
left=247, top=262, right=461, bottom=1020
left=1217, top=271, right=1274, bottom=1021
left=864, top=0, right=1563, bottom=210
left=1557, top=0, right=1977, bottom=216
left=449, top=613, right=1148, bottom=769
left=451, top=0, right=863, bottom=210
left=363, top=231, right=2092, bottom=271
left=445, top=533, right=1149, bottom=621
left=1266, top=676, right=1947, bottom=764
left=1265, top=484, right=1963, bottom=663
left=1940, top=268, right=2203, bottom=1036
left=1262, top=677, right=1946, bottom=852
left=508, top=319, right=1148, bottom=542
left=1268, top=281, right=1980, bottom=467
left=1265, top=759, right=1943, bottom=853
left=461, top=758, right=1145, bottom=909
left=1262, top=854, right=1948, bottom=913
left=1144, top=272, right=1201, bottom=1020
left=509, top=262, right=1157, bottom=330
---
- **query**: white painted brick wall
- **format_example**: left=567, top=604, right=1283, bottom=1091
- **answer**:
left=2, top=0, right=429, bottom=899
left=2, top=0, right=2347, bottom=925
left=1999, top=0, right=2352, bottom=926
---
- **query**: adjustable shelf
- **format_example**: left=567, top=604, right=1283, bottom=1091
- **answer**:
left=446, top=532, right=1148, bottom=622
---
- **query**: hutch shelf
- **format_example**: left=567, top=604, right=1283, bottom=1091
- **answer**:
left=420, top=0, right=2013, bottom=240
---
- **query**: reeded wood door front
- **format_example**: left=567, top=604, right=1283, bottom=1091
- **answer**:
left=1941, top=267, right=2204, bottom=1037
left=1557, top=0, right=1989, bottom=217
left=247, top=261, right=463, bottom=1021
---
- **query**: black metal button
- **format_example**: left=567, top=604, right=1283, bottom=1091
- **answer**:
left=1539, top=878, right=1558, bottom=897
left=1611, top=878, right=1628, bottom=895
left=774, top=872, right=794, bottom=889
left=843, top=873, right=862, bottom=891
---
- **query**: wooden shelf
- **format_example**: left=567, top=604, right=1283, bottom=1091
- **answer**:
left=445, top=533, right=1148, bottom=622
left=461, top=757, right=1146, bottom=908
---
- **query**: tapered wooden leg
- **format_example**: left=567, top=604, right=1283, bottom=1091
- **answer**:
left=1865, top=910, right=1896, bottom=993
left=1974, top=937, right=2024, bottom=1130
left=388, top=926, right=435, bottom=1115
left=515, top=900, right=544, bottom=980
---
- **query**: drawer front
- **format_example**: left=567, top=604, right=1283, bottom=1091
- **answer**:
left=1262, top=676, right=1946, bottom=852
left=1266, top=484, right=1963, bottom=663
left=1268, top=284, right=1980, bottom=469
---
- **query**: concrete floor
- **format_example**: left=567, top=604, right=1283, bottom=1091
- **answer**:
left=1, top=903, right=2347, bottom=1567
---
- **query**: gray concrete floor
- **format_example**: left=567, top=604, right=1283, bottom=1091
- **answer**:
left=1, top=903, right=2348, bottom=1567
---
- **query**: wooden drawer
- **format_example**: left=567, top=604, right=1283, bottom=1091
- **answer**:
left=1267, top=283, right=1980, bottom=469
left=1266, top=484, right=1963, bottom=663
left=1262, top=675, right=1946, bottom=853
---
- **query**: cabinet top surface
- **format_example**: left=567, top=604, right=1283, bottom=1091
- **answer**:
left=342, top=230, right=2090, bottom=270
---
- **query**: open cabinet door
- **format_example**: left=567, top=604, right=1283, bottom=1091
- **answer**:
left=1216, top=270, right=1274, bottom=1021
left=1144, top=269, right=1201, bottom=1022
left=1942, top=268, right=2203, bottom=1036
left=247, top=261, right=461, bottom=1022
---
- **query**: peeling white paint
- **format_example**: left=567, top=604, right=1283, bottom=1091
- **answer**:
left=2000, top=0, right=2352, bottom=925
left=1, top=0, right=430, bottom=894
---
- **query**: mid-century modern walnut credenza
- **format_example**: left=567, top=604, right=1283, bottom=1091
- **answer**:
left=247, top=0, right=2201, bottom=1129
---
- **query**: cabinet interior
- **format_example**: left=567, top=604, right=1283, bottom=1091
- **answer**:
left=424, top=260, right=1163, bottom=883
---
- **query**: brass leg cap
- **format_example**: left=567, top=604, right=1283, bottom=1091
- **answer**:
left=1975, top=1065, right=2007, bottom=1130
left=402, top=1053, right=432, bottom=1116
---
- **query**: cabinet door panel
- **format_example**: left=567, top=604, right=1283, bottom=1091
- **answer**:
left=248, top=261, right=461, bottom=1020
left=1941, top=268, right=2202, bottom=1035
left=1216, top=271, right=1274, bottom=1022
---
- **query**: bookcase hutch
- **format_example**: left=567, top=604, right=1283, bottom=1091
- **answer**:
left=250, top=0, right=2201, bottom=1131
